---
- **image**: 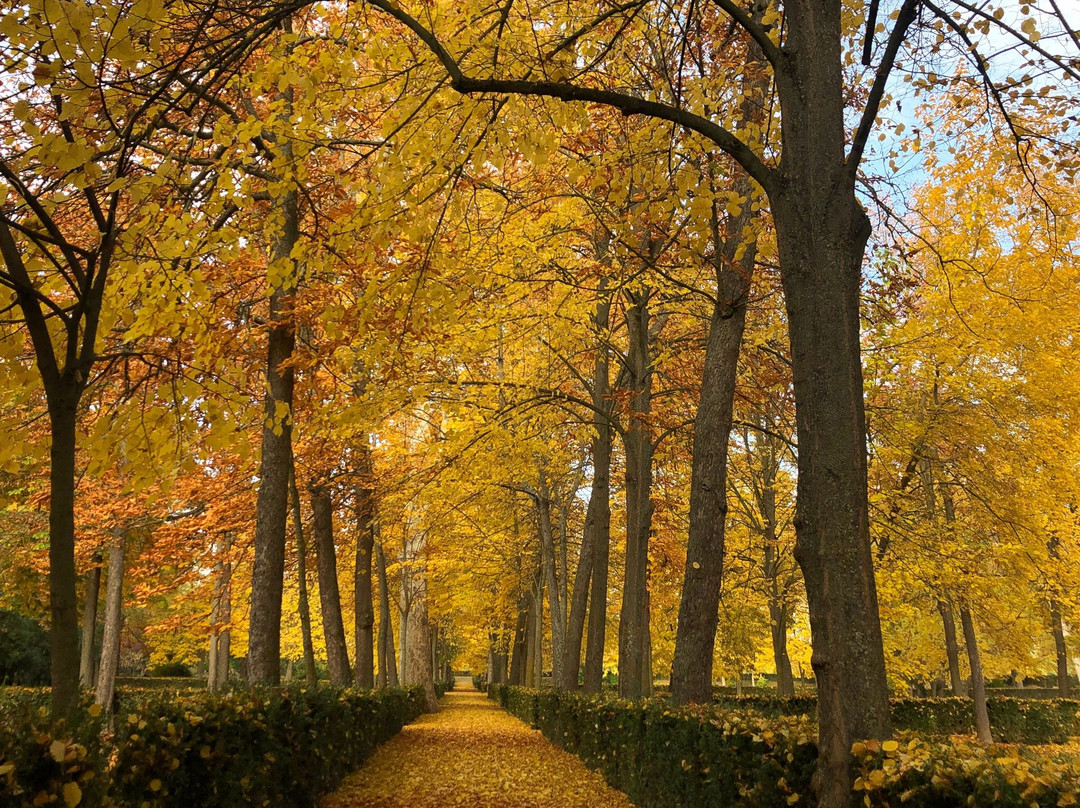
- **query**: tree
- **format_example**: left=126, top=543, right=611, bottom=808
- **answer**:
left=357, top=2, right=1079, bottom=800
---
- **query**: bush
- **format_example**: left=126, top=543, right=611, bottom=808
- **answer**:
left=0, top=685, right=424, bottom=808
left=472, top=674, right=486, bottom=692
left=491, top=686, right=1080, bottom=808
left=146, top=661, right=193, bottom=678
left=709, top=693, right=1080, bottom=745
left=0, top=612, right=49, bottom=687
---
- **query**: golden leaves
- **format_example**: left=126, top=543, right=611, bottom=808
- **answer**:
left=323, top=690, right=633, bottom=808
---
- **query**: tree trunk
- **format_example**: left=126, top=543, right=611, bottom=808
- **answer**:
left=618, top=289, right=654, bottom=699
left=536, top=480, right=569, bottom=688
left=564, top=295, right=613, bottom=694
left=208, top=533, right=232, bottom=691
left=528, top=574, right=543, bottom=687
left=248, top=167, right=299, bottom=685
left=79, top=554, right=102, bottom=689
left=959, top=604, right=992, bottom=743
left=938, top=599, right=965, bottom=696
left=311, top=482, right=352, bottom=685
left=1050, top=599, right=1071, bottom=697
left=47, top=399, right=81, bottom=715
left=95, top=534, right=125, bottom=710
left=509, top=594, right=529, bottom=685
left=375, top=536, right=398, bottom=687
left=404, top=595, right=440, bottom=712
left=582, top=463, right=611, bottom=694
left=670, top=249, right=753, bottom=702
left=773, top=190, right=890, bottom=804
left=354, top=448, right=376, bottom=688
left=289, top=458, right=318, bottom=688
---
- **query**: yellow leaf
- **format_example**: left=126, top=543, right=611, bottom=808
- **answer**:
left=62, top=781, right=82, bottom=807
left=49, top=740, right=67, bottom=762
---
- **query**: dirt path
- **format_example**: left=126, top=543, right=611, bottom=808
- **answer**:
left=321, top=686, right=634, bottom=808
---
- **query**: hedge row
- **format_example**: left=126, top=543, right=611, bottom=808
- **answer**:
left=704, top=693, right=1080, bottom=744
left=489, top=685, right=1080, bottom=808
left=0, top=685, right=425, bottom=808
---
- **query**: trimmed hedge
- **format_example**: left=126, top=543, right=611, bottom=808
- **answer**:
left=489, top=685, right=1080, bottom=808
left=0, top=685, right=424, bottom=808
left=704, top=692, right=1080, bottom=744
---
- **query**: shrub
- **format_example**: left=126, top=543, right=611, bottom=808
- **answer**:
left=145, top=661, right=193, bottom=678
left=0, top=612, right=49, bottom=687
left=710, top=693, right=1080, bottom=745
left=0, top=685, right=423, bottom=808
left=492, top=686, right=1080, bottom=808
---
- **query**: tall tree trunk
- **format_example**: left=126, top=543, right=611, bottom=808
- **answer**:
left=404, top=592, right=440, bottom=712
left=536, top=480, right=569, bottom=688
left=375, top=536, right=398, bottom=687
left=354, top=447, right=376, bottom=689
left=773, top=185, right=890, bottom=804
left=938, top=599, right=965, bottom=696
left=583, top=366, right=613, bottom=694
left=289, top=458, right=318, bottom=688
left=509, top=594, right=529, bottom=686
left=311, top=482, right=352, bottom=685
left=47, top=399, right=81, bottom=714
left=959, top=604, right=992, bottom=743
left=528, top=574, right=543, bottom=687
left=565, top=294, right=613, bottom=693
left=95, top=534, right=125, bottom=710
left=670, top=53, right=764, bottom=701
left=1050, top=600, right=1071, bottom=698
left=248, top=145, right=299, bottom=684
left=79, top=554, right=102, bottom=689
left=619, top=289, right=654, bottom=699
left=208, top=533, right=232, bottom=691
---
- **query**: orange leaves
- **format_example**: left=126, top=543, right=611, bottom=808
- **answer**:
left=323, top=689, right=634, bottom=808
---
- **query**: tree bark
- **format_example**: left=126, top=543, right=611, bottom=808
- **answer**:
left=48, top=400, right=82, bottom=714
left=375, top=536, right=398, bottom=687
left=95, top=534, right=125, bottom=710
left=509, top=593, right=529, bottom=685
left=618, top=289, right=654, bottom=699
left=79, top=554, right=102, bottom=689
left=248, top=158, right=299, bottom=685
left=1050, top=599, right=1071, bottom=698
left=354, top=447, right=376, bottom=689
left=404, top=594, right=440, bottom=712
left=208, top=533, right=232, bottom=691
left=938, top=599, right=965, bottom=696
left=670, top=198, right=755, bottom=702
left=959, top=604, right=993, bottom=743
left=311, top=482, right=352, bottom=685
left=536, top=479, right=569, bottom=688
left=563, top=294, right=613, bottom=694
left=289, top=458, right=318, bottom=688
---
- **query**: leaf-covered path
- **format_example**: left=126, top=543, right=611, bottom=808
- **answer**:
left=321, top=685, right=635, bottom=808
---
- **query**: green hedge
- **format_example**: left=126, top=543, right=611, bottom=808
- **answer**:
left=488, top=685, right=1080, bottom=808
left=0, top=685, right=424, bottom=808
left=703, top=693, right=1080, bottom=744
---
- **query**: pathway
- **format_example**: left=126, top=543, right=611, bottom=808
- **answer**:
left=321, top=685, right=634, bottom=808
